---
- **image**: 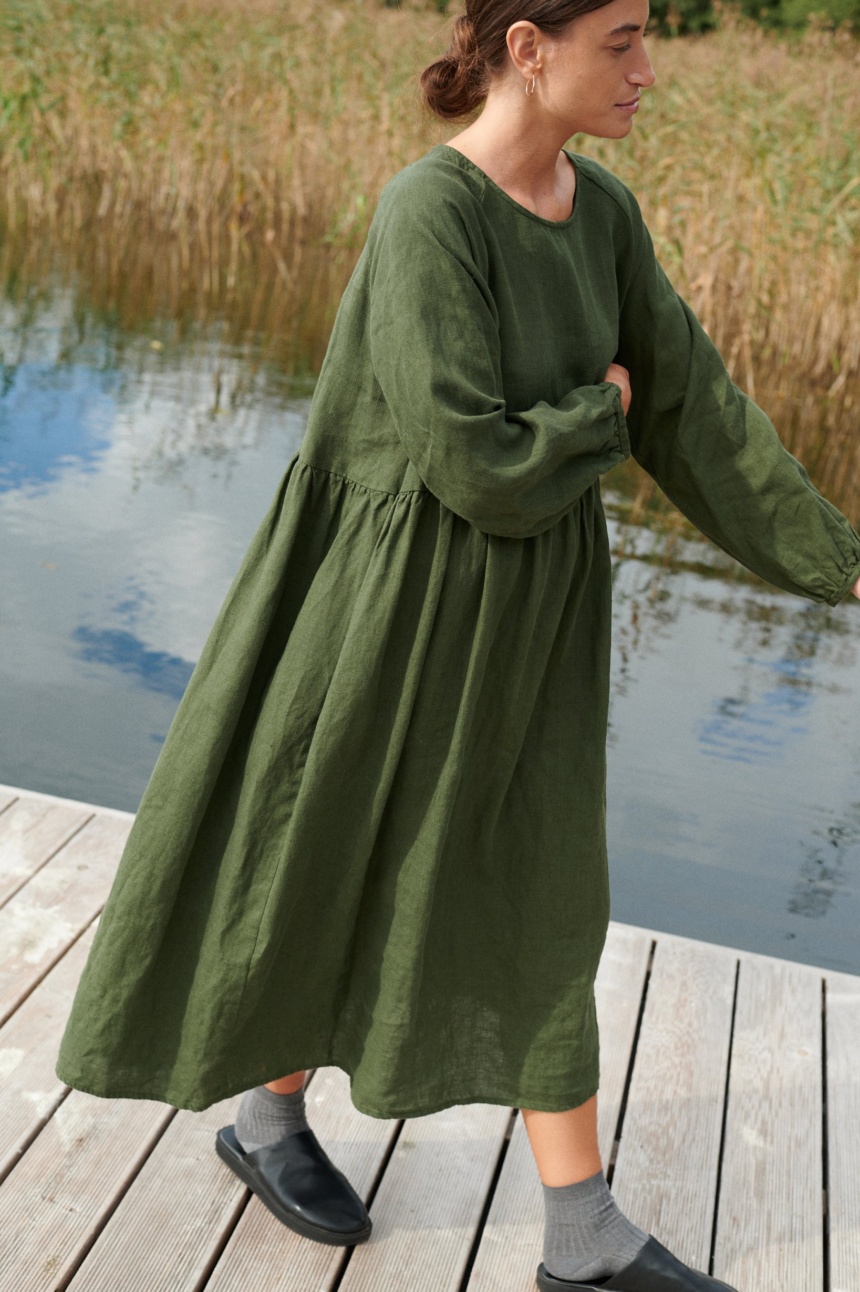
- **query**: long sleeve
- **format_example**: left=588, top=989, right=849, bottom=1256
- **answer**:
left=368, top=184, right=630, bottom=539
left=618, top=210, right=860, bottom=605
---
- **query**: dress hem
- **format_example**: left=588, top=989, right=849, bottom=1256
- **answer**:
left=54, top=1060, right=600, bottom=1121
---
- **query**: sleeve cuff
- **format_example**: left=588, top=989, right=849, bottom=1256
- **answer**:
left=599, top=381, right=631, bottom=465
left=828, top=555, right=860, bottom=606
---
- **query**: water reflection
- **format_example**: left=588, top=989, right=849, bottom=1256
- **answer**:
left=698, top=654, right=813, bottom=767
left=0, top=361, right=114, bottom=492
left=1, top=283, right=308, bottom=812
left=604, top=511, right=860, bottom=971
left=73, top=627, right=194, bottom=701
left=788, top=803, right=860, bottom=921
left=2, top=285, right=859, bottom=975
left=695, top=610, right=851, bottom=768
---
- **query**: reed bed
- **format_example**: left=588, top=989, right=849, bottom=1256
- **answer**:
left=1, top=0, right=858, bottom=515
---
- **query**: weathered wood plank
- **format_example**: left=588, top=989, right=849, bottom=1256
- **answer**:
left=714, top=955, right=823, bottom=1292
left=0, top=784, right=132, bottom=823
left=339, top=1102, right=511, bottom=1292
left=66, top=1096, right=243, bottom=1292
left=465, top=922, right=652, bottom=1292
left=464, top=1115, right=539, bottom=1292
left=611, top=934, right=736, bottom=1270
left=0, top=1091, right=172, bottom=1292
left=825, top=969, right=860, bottom=1292
left=595, top=923, right=654, bottom=1165
left=207, top=1067, right=400, bottom=1292
left=0, top=813, right=130, bottom=1028
left=0, top=790, right=17, bottom=817
left=0, top=796, right=92, bottom=909
left=0, top=925, right=95, bottom=1183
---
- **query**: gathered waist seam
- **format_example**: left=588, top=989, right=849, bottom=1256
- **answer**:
left=298, top=455, right=427, bottom=502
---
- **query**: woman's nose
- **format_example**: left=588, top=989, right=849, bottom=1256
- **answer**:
left=629, top=49, right=657, bottom=89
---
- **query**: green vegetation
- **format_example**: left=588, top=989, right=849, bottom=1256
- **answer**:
left=380, top=0, right=860, bottom=34
left=647, top=0, right=860, bottom=36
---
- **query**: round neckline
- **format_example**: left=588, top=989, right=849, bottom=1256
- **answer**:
left=433, top=143, right=580, bottom=229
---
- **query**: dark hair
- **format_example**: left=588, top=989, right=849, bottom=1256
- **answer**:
left=421, top=0, right=616, bottom=120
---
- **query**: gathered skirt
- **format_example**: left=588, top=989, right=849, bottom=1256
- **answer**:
left=56, top=454, right=614, bottom=1117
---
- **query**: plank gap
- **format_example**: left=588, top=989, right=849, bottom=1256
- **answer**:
left=0, top=905, right=104, bottom=1031
left=821, top=978, right=830, bottom=1292
left=456, top=1107, right=519, bottom=1292
left=52, top=1107, right=180, bottom=1292
left=606, top=938, right=656, bottom=1188
left=328, top=1116, right=408, bottom=1292
left=824, top=968, right=860, bottom=1292
left=708, top=958, right=740, bottom=1277
left=194, top=1189, right=253, bottom=1292
left=325, top=1238, right=355, bottom=1292
left=0, top=796, right=19, bottom=820
left=0, top=1085, right=73, bottom=1190
left=362, top=1116, right=406, bottom=1213
left=0, top=812, right=95, bottom=913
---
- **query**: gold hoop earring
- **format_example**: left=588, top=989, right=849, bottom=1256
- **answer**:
left=525, top=73, right=537, bottom=97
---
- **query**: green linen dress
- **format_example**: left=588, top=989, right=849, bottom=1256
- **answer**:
left=56, top=144, right=860, bottom=1118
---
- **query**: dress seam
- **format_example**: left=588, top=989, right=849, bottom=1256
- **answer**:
left=299, top=455, right=426, bottom=501
left=572, top=163, right=647, bottom=313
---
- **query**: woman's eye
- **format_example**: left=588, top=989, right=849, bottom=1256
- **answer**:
left=612, top=43, right=632, bottom=52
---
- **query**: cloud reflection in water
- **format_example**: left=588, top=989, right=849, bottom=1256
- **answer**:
left=73, top=626, right=194, bottom=701
left=696, top=655, right=812, bottom=766
left=0, top=362, right=114, bottom=493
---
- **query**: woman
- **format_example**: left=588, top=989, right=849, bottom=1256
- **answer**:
left=57, top=1, right=860, bottom=1289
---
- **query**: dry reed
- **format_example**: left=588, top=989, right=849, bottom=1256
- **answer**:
left=0, top=0, right=858, bottom=514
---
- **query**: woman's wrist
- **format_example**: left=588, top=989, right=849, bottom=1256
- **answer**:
left=853, top=573, right=860, bottom=600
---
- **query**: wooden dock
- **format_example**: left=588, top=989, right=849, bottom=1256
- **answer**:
left=0, top=782, right=858, bottom=1292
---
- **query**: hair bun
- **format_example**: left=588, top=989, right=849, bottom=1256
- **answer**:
left=420, top=14, right=486, bottom=121
left=450, top=14, right=480, bottom=62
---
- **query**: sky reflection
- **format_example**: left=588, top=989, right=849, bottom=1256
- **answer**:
left=0, top=361, right=114, bottom=493
left=604, top=536, right=860, bottom=971
left=696, top=653, right=812, bottom=766
left=72, top=627, right=194, bottom=701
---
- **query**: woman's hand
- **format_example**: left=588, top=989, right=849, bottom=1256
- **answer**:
left=604, top=363, right=632, bottom=416
left=852, top=573, right=860, bottom=600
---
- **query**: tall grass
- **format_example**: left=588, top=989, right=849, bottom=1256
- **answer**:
left=0, top=0, right=437, bottom=372
left=1, top=0, right=858, bottom=514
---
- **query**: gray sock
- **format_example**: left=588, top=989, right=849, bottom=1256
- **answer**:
left=234, top=1084, right=309, bottom=1153
left=542, top=1169, right=649, bottom=1281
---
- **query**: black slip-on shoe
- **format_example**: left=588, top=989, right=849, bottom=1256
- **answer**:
left=536, top=1236, right=739, bottom=1291
left=215, top=1124, right=372, bottom=1246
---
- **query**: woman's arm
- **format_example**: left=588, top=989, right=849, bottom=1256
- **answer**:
left=617, top=214, right=860, bottom=606
left=368, top=186, right=630, bottom=539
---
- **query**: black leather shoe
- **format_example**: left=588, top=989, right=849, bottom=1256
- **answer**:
left=536, top=1236, right=738, bottom=1291
left=215, top=1124, right=372, bottom=1245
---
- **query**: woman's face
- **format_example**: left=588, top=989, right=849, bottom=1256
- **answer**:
left=514, top=0, right=656, bottom=139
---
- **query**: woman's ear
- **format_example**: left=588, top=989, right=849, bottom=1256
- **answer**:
left=506, top=21, right=542, bottom=80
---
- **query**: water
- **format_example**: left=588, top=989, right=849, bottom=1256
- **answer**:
left=3, top=288, right=859, bottom=975
left=607, top=536, right=860, bottom=971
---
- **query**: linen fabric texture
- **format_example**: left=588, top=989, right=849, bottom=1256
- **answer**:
left=56, top=146, right=860, bottom=1117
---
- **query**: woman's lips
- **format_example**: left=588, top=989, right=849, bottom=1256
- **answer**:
left=615, top=97, right=640, bottom=112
